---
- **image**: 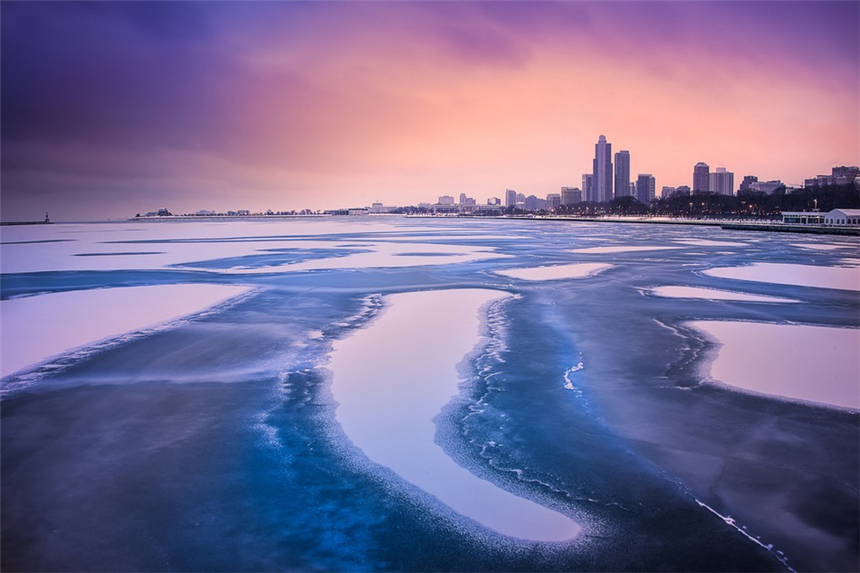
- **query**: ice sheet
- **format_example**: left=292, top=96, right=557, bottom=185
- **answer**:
left=790, top=243, right=856, bottom=251
left=703, top=262, right=860, bottom=291
left=650, top=286, right=798, bottom=303
left=692, top=321, right=860, bottom=410
left=328, top=289, right=580, bottom=542
left=493, top=263, right=612, bottom=281
left=1, top=284, right=251, bottom=378
left=673, top=239, right=749, bottom=247
left=569, top=246, right=682, bottom=254
left=1, top=222, right=507, bottom=274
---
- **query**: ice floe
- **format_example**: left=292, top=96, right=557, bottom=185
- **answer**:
left=691, top=320, right=860, bottom=410
left=703, top=262, right=860, bottom=291
left=493, top=263, right=611, bottom=281
left=327, top=289, right=581, bottom=542
left=649, top=286, right=799, bottom=303
left=1, top=284, right=251, bottom=379
left=569, top=245, right=682, bottom=254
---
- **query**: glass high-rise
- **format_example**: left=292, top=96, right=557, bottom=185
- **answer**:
left=693, top=162, right=710, bottom=193
left=614, top=150, right=630, bottom=198
left=592, top=135, right=613, bottom=203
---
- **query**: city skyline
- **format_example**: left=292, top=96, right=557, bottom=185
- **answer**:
left=2, top=1, right=859, bottom=221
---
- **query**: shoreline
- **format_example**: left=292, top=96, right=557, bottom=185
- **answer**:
left=327, top=288, right=581, bottom=542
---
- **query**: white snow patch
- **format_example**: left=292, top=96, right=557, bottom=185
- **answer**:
left=328, top=289, right=581, bottom=542
left=691, top=321, right=860, bottom=410
left=1, top=284, right=251, bottom=378
left=650, top=286, right=799, bottom=303
left=493, top=263, right=612, bottom=281
left=569, top=245, right=682, bottom=254
left=703, top=263, right=860, bottom=291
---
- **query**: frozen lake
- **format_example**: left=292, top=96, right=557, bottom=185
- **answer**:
left=2, top=217, right=858, bottom=572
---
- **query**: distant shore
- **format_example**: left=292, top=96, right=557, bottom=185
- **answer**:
left=5, top=212, right=854, bottom=236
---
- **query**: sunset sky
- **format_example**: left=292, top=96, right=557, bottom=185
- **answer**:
left=2, top=1, right=858, bottom=221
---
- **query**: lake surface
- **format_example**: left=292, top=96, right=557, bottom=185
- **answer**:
left=2, top=217, right=858, bottom=572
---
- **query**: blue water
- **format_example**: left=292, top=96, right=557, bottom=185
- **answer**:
left=2, top=218, right=858, bottom=572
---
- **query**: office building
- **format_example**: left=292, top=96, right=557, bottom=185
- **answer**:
left=614, top=150, right=630, bottom=198
left=636, top=174, right=655, bottom=204
left=561, top=187, right=582, bottom=206
left=505, top=189, right=517, bottom=207
left=546, top=193, right=561, bottom=210
left=709, top=167, right=734, bottom=196
left=438, top=195, right=455, bottom=205
left=592, top=135, right=613, bottom=202
left=661, top=186, right=676, bottom=198
left=805, top=166, right=860, bottom=188
left=693, top=162, right=710, bottom=192
left=582, top=174, right=594, bottom=202
left=739, top=175, right=758, bottom=193
left=750, top=180, right=784, bottom=194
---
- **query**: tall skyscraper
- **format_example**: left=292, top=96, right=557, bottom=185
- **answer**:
left=582, top=174, right=594, bottom=202
left=693, top=162, right=710, bottom=192
left=709, top=167, right=734, bottom=196
left=592, top=135, right=613, bottom=202
left=636, top=174, right=655, bottom=204
left=505, top=189, right=517, bottom=207
left=614, top=150, right=630, bottom=198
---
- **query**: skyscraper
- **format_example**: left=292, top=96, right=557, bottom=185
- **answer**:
left=582, top=174, right=594, bottom=202
left=636, top=174, right=655, bottom=204
left=693, top=162, right=710, bottom=192
left=505, top=189, right=517, bottom=207
left=614, top=150, right=630, bottom=198
left=592, top=135, right=613, bottom=202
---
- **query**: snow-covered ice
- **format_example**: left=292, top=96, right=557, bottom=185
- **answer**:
left=328, top=289, right=581, bottom=542
left=1, top=284, right=251, bottom=378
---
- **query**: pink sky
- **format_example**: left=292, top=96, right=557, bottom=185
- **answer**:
left=2, top=1, right=858, bottom=219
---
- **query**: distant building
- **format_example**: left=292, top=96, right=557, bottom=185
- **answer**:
left=516, top=192, right=526, bottom=204
left=438, top=195, right=455, bottom=205
left=675, top=185, right=691, bottom=196
left=546, top=193, right=561, bottom=210
left=693, top=162, right=710, bottom=193
left=614, top=150, right=630, bottom=198
left=749, top=180, right=784, bottom=194
left=525, top=195, right=545, bottom=211
left=739, top=175, right=759, bottom=193
left=487, top=197, right=501, bottom=206
left=458, top=193, right=476, bottom=206
left=505, top=189, right=517, bottom=207
left=709, top=167, right=734, bottom=196
left=368, top=202, right=395, bottom=214
left=592, top=135, right=613, bottom=202
left=805, top=166, right=860, bottom=188
left=636, top=174, right=655, bottom=204
left=582, top=174, right=594, bottom=202
left=661, top=186, right=676, bottom=198
left=561, top=187, right=582, bottom=205
left=824, top=209, right=860, bottom=225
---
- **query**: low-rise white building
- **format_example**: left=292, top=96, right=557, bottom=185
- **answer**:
left=782, top=211, right=825, bottom=224
left=824, top=209, right=860, bottom=225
